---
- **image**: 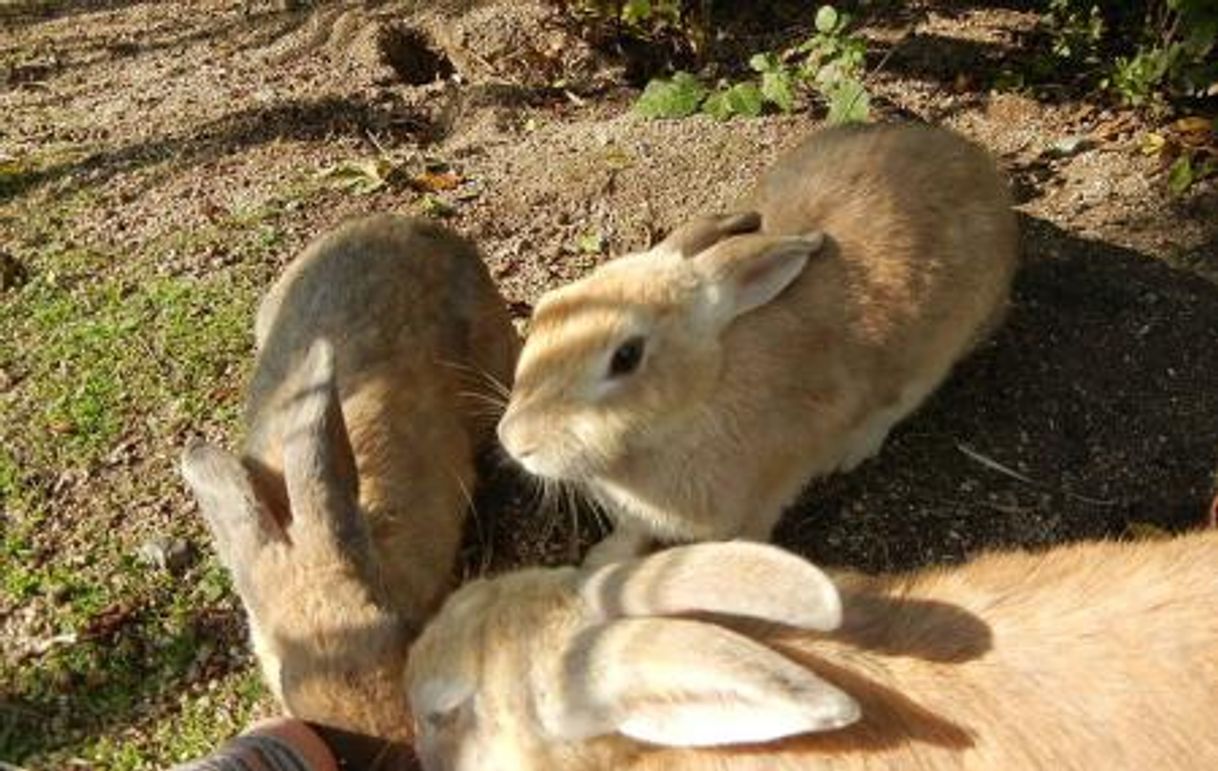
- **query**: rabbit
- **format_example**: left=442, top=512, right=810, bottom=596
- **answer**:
left=406, top=531, right=1218, bottom=771
left=182, top=340, right=417, bottom=763
left=495, top=123, right=1019, bottom=565
left=243, top=213, right=519, bottom=624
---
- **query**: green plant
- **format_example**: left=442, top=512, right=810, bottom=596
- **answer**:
left=1107, top=0, right=1217, bottom=107
left=620, top=0, right=681, bottom=28
left=1111, top=46, right=1177, bottom=105
left=798, top=3, right=869, bottom=120
left=702, top=81, right=764, bottom=120
left=1045, top=0, right=1105, bottom=61
left=635, top=70, right=708, bottom=117
left=561, top=0, right=696, bottom=43
left=1166, top=145, right=1218, bottom=195
left=633, top=4, right=870, bottom=123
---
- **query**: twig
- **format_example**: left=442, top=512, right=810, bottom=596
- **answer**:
left=956, top=442, right=1037, bottom=485
left=955, top=443, right=1117, bottom=507
left=363, top=128, right=389, bottom=157
left=866, top=22, right=916, bottom=81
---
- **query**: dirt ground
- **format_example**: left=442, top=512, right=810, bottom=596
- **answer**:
left=2, top=0, right=1217, bottom=767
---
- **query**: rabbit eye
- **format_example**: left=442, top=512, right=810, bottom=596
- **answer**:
left=608, top=336, right=646, bottom=378
left=424, top=706, right=461, bottom=732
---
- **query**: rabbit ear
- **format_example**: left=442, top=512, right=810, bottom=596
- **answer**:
left=579, top=541, right=842, bottom=631
left=551, top=617, right=859, bottom=747
left=281, top=338, right=368, bottom=560
left=181, top=440, right=280, bottom=592
left=656, top=211, right=762, bottom=258
left=693, top=232, right=825, bottom=326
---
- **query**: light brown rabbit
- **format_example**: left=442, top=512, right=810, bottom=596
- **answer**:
left=182, top=340, right=417, bottom=765
left=406, top=532, right=1218, bottom=771
left=496, top=124, right=1018, bottom=564
left=244, top=213, right=519, bottom=623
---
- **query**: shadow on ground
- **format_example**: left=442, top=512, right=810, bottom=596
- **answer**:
left=0, top=606, right=246, bottom=763
left=0, top=94, right=425, bottom=202
left=468, top=214, right=1218, bottom=576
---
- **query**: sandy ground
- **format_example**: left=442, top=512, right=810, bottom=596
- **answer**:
left=1, top=0, right=1216, bottom=766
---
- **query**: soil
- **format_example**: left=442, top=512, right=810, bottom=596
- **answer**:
left=2, top=0, right=1217, bottom=765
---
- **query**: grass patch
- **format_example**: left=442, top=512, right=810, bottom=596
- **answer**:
left=0, top=172, right=323, bottom=767
left=1, top=261, right=258, bottom=466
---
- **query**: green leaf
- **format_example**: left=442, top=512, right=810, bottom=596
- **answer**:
left=824, top=78, right=870, bottom=124
left=704, top=82, right=764, bottom=121
left=729, top=82, right=764, bottom=116
left=635, top=71, right=708, bottom=119
left=319, top=159, right=391, bottom=195
left=622, top=0, right=652, bottom=26
left=761, top=69, right=796, bottom=112
left=1168, top=155, right=1195, bottom=196
left=815, top=5, right=839, bottom=34
left=702, top=90, right=732, bottom=121
left=749, top=52, right=780, bottom=73
left=417, top=194, right=457, bottom=218
left=577, top=231, right=605, bottom=254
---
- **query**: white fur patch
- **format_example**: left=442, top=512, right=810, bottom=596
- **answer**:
left=413, top=676, right=475, bottom=716
left=617, top=691, right=860, bottom=747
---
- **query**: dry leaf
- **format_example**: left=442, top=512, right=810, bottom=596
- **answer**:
left=1173, top=116, right=1216, bottom=148
left=1140, top=132, right=1167, bottom=157
left=411, top=170, right=461, bottom=192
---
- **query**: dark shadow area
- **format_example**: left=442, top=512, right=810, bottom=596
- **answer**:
left=378, top=23, right=455, bottom=85
left=832, top=592, right=993, bottom=663
left=777, top=213, right=1218, bottom=572
left=464, top=445, right=608, bottom=576
left=710, top=650, right=977, bottom=757
left=0, top=605, right=247, bottom=763
left=309, top=721, right=420, bottom=771
left=761, top=652, right=976, bottom=754
left=876, top=32, right=1032, bottom=89
left=0, top=94, right=428, bottom=202
left=713, top=590, right=993, bottom=665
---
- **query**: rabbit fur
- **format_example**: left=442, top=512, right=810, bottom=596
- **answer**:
left=244, top=213, right=518, bottom=624
left=497, top=124, right=1018, bottom=564
left=181, top=214, right=518, bottom=743
left=407, top=531, right=1218, bottom=770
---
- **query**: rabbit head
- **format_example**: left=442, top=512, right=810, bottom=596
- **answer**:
left=497, top=215, right=824, bottom=482
left=406, top=542, right=857, bottom=771
left=182, top=339, right=414, bottom=742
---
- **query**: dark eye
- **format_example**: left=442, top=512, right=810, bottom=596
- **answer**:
left=608, top=336, right=646, bottom=378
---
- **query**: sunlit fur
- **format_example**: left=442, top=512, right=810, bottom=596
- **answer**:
left=408, top=531, right=1218, bottom=770
left=246, top=214, right=519, bottom=625
left=184, top=215, right=518, bottom=739
left=499, top=124, right=1019, bottom=556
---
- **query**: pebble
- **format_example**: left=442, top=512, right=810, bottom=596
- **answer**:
left=0, top=250, right=28, bottom=291
left=138, top=536, right=193, bottom=574
left=1047, top=135, right=1094, bottom=158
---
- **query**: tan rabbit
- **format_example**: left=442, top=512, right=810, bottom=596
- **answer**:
left=182, top=340, right=417, bottom=763
left=244, top=213, right=519, bottom=623
left=496, top=124, right=1018, bottom=564
left=406, top=532, right=1218, bottom=770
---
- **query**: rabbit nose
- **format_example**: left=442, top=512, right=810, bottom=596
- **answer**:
left=497, top=411, right=536, bottom=461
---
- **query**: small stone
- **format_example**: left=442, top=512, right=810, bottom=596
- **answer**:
left=0, top=250, right=28, bottom=292
left=1047, top=135, right=1094, bottom=158
left=138, top=536, right=193, bottom=574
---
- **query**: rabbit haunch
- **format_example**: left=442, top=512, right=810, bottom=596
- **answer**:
left=407, top=533, right=1218, bottom=770
left=498, top=124, right=1018, bottom=563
